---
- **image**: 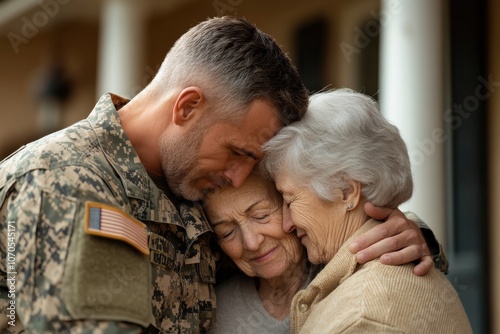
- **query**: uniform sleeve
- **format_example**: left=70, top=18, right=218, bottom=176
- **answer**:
left=0, top=171, right=148, bottom=334
left=404, top=211, right=449, bottom=274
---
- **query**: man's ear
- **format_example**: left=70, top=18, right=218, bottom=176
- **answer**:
left=342, top=179, right=362, bottom=210
left=172, top=87, right=205, bottom=125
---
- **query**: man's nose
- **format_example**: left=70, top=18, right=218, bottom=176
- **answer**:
left=224, top=160, right=256, bottom=188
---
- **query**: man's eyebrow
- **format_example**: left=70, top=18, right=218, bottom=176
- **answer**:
left=242, top=149, right=259, bottom=161
left=234, top=146, right=259, bottom=161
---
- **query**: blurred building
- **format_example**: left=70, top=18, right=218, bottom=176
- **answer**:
left=0, top=0, right=497, bottom=332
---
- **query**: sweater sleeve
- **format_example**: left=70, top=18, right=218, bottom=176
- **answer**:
left=339, top=317, right=406, bottom=333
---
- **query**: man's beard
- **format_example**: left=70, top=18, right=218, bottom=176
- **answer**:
left=159, top=124, right=206, bottom=201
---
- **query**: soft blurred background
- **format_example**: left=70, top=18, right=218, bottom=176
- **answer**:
left=0, top=0, right=497, bottom=332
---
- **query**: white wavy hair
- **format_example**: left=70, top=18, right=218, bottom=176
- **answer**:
left=262, top=88, right=413, bottom=208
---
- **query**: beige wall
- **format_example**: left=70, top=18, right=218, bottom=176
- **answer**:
left=489, top=0, right=500, bottom=332
left=0, top=20, right=98, bottom=158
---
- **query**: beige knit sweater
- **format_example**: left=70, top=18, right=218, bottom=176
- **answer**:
left=290, top=219, right=472, bottom=333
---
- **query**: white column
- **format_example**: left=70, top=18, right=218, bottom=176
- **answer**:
left=97, top=0, right=146, bottom=98
left=379, top=0, right=447, bottom=244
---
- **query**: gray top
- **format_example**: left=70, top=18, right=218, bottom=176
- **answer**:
left=209, top=264, right=320, bottom=334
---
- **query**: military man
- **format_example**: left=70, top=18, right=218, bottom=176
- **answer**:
left=0, top=16, right=440, bottom=333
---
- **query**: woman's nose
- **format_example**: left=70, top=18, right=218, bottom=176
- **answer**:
left=241, top=226, right=264, bottom=251
left=282, top=203, right=296, bottom=233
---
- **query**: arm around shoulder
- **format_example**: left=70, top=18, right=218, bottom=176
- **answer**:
left=404, top=211, right=449, bottom=274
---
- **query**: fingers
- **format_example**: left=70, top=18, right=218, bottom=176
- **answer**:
left=354, top=236, right=425, bottom=264
left=379, top=244, right=425, bottom=265
left=348, top=223, right=391, bottom=256
left=349, top=213, right=412, bottom=254
left=413, top=256, right=434, bottom=276
left=363, top=202, right=396, bottom=221
left=353, top=240, right=433, bottom=275
left=351, top=227, right=426, bottom=264
left=351, top=205, right=434, bottom=274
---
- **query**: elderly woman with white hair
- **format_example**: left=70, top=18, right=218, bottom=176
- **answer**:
left=263, top=89, right=472, bottom=333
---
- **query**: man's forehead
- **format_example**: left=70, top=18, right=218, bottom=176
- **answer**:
left=257, top=119, right=283, bottom=144
left=238, top=127, right=282, bottom=160
left=234, top=104, right=283, bottom=157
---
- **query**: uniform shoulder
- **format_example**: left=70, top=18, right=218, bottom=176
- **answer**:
left=1, top=120, right=101, bottom=181
left=0, top=120, right=123, bottom=202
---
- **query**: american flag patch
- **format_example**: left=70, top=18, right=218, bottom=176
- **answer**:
left=84, top=202, right=149, bottom=255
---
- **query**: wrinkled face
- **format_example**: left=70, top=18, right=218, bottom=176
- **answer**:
left=160, top=100, right=282, bottom=201
left=276, top=172, right=346, bottom=265
left=204, top=174, right=304, bottom=279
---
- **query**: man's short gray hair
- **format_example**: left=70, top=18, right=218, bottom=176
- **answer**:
left=149, top=16, right=308, bottom=125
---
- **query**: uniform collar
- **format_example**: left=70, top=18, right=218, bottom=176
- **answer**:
left=87, top=93, right=150, bottom=202
left=86, top=93, right=213, bottom=236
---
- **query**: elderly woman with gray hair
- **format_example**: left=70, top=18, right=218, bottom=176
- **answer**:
left=263, top=89, right=472, bottom=333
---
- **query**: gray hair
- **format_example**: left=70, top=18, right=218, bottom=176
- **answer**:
left=149, top=16, right=308, bottom=125
left=262, top=88, right=413, bottom=208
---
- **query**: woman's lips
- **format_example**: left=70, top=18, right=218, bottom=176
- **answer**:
left=251, top=246, right=278, bottom=262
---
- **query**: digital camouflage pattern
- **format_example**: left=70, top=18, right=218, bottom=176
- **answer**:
left=405, top=211, right=449, bottom=275
left=0, top=94, right=217, bottom=333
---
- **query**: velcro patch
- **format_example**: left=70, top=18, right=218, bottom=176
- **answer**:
left=84, top=201, right=149, bottom=255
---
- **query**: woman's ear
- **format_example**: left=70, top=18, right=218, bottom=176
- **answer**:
left=342, top=179, right=362, bottom=210
left=172, top=87, right=205, bottom=125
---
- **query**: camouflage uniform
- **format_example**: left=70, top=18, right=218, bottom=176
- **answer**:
left=0, top=94, right=217, bottom=333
